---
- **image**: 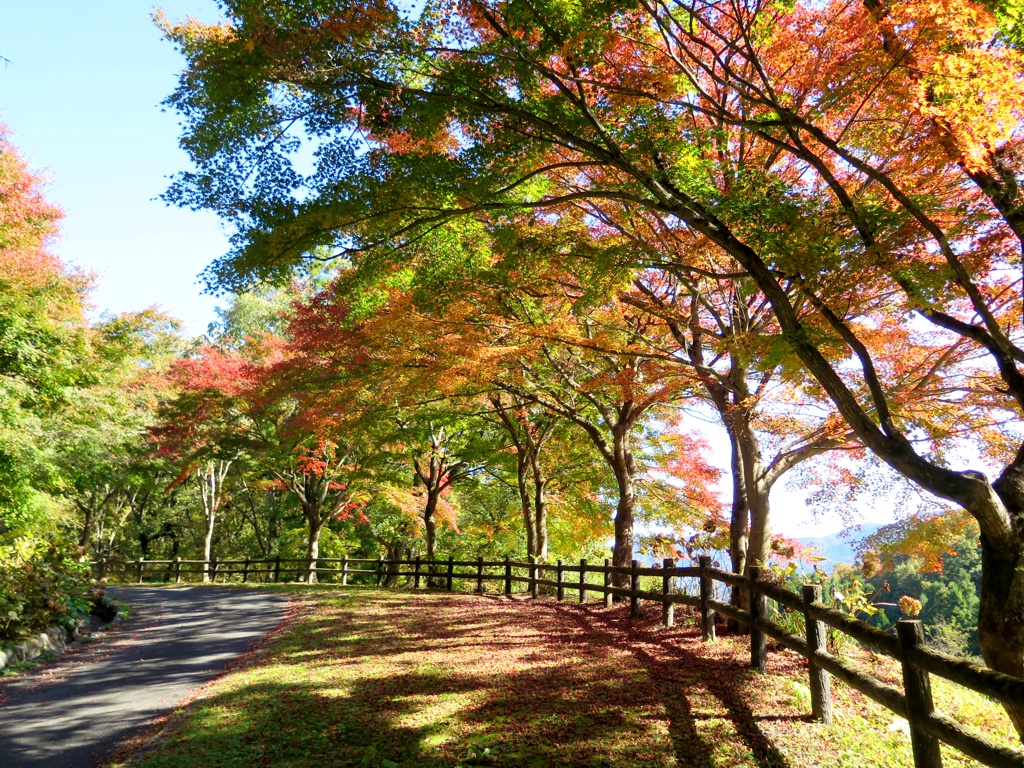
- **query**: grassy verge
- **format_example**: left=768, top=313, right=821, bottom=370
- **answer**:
left=106, top=588, right=1016, bottom=768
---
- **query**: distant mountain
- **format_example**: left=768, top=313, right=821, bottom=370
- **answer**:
left=797, top=523, right=884, bottom=572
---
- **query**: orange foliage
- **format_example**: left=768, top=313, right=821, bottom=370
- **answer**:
left=859, top=509, right=979, bottom=574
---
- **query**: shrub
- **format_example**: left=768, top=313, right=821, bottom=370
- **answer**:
left=0, top=536, right=96, bottom=642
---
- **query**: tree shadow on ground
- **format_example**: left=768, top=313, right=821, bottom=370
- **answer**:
left=553, top=600, right=794, bottom=768
left=119, top=591, right=800, bottom=768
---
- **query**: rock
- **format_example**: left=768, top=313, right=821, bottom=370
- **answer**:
left=25, top=638, right=43, bottom=660
left=0, top=616, right=103, bottom=673
left=91, top=595, right=119, bottom=623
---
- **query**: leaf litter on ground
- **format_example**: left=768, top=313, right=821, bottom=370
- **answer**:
left=104, top=587, right=1016, bottom=768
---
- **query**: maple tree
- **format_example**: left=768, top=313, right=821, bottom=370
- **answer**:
left=286, top=226, right=724, bottom=576
left=486, top=394, right=559, bottom=559
left=488, top=271, right=720, bottom=577
left=397, top=413, right=481, bottom=562
left=156, top=324, right=381, bottom=582
left=554, top=234, right=854, bottom=586
left=161, top=0, right=1024, bottom=730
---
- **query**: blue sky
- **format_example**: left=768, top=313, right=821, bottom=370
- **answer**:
left=0, top=1, right=227, bottom=335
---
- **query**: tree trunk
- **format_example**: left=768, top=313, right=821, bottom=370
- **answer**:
left=78, top=501, right=97, bottom=551
left=523, top=417, right=550, bottom=560
left=305, top=514, right=324, bottom=584
left=745, top=474, right=772, bottom=577
left=610, top=426, right=637, bottom=588
left=528, top=443, right=550, bottom=560
left=689, top=345, right=759, bottom=618
left=77, top=487, right=117, bottom=555
left=731, top=408, right=771, bottom=576
left=424, top=487, right=439, bottom=561
left=203, top=507, right=215, bottom=583
left=534, top=474, right=549, bottom=561
left=727, top=428, right=750, bottom=628
left=384, top=542, right=404, bottom=587
left=516, top=451, right=536, bottom=558
left=423, top=486, right=443, bottom=586
left=197, top=461, right=230, bottom=583
left=727, top=429, right=750, bottom=577
left=979, top=538, right=1024, bottom=736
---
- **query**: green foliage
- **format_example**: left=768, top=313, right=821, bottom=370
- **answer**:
left=864, top=529, right=982, bottom=657
left=0, top=536, right=95, bottom=641
left=985, top=0, right=1024, bottom=48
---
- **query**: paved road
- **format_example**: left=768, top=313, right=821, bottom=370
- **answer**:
left=0, top=586, right=291, bottom=768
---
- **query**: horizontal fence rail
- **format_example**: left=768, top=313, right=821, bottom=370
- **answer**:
left=97, top=554, right=1023, bottom=768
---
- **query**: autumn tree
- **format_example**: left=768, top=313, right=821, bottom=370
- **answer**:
left=0, top=124, right=90, bottom=533
left=491, top=287, right=719, bottom=576
left=486, top=394, right=558, bottom=559
left=161, top=0, right=1024, bottom=731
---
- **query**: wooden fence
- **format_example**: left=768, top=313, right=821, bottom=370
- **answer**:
left=99, top=554, right=1024, bottom=768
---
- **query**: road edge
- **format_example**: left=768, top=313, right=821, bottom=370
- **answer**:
left=94, top=590, right=305, bottom=768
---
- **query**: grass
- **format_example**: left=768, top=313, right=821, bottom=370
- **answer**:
left=104, top=587, right=1018, bottom=768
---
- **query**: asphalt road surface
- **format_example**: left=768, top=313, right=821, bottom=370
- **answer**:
left=0, top=586, right=291, bottom=768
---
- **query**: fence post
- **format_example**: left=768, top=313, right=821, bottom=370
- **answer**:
left=174, top=557, right=182, bottom=584
left=556, top=559, right=564, bottom=601
left=341, top=556, right=349, bottom=586
left=274, top=555, right=281, bottom=583
left=897, top=619, right=943, bottom=768
left=137, top=558, right=145, bottom=584
left=749, top=565, right=767, bottom=673
left=414, top=556, right=421, bottom=589
left=476, top=557, right=484, bottom=594
left=662, top=558, right=675, bottom=628
left=802, top=584, right=833, bottom=724
left=530, top=556, right=539, bottom=599
left=579, top=559, right=587, bottom=603
left=242, top=558, right=250, bottom=583
left=603, top=558, right=613, bottom=608
left=630, top=559, right=640, bottom=619
left=446, top=556, right=454, bottom=592
left=698, top=555, right=715, bottom=641
left=376, top=556, right=384, bottom=587
left=504, top=555, right=512, bottom=596
left=211, top=559, right=219, bottom=583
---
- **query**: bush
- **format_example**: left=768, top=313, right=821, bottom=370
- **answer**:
left=0, top=537, right=96, bottom=642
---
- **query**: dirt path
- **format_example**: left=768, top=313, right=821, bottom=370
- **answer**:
left=0, top=586, right=290, bottom=768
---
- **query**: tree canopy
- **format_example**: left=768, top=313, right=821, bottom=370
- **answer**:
left=155, top=0, right=1024, bottom=736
